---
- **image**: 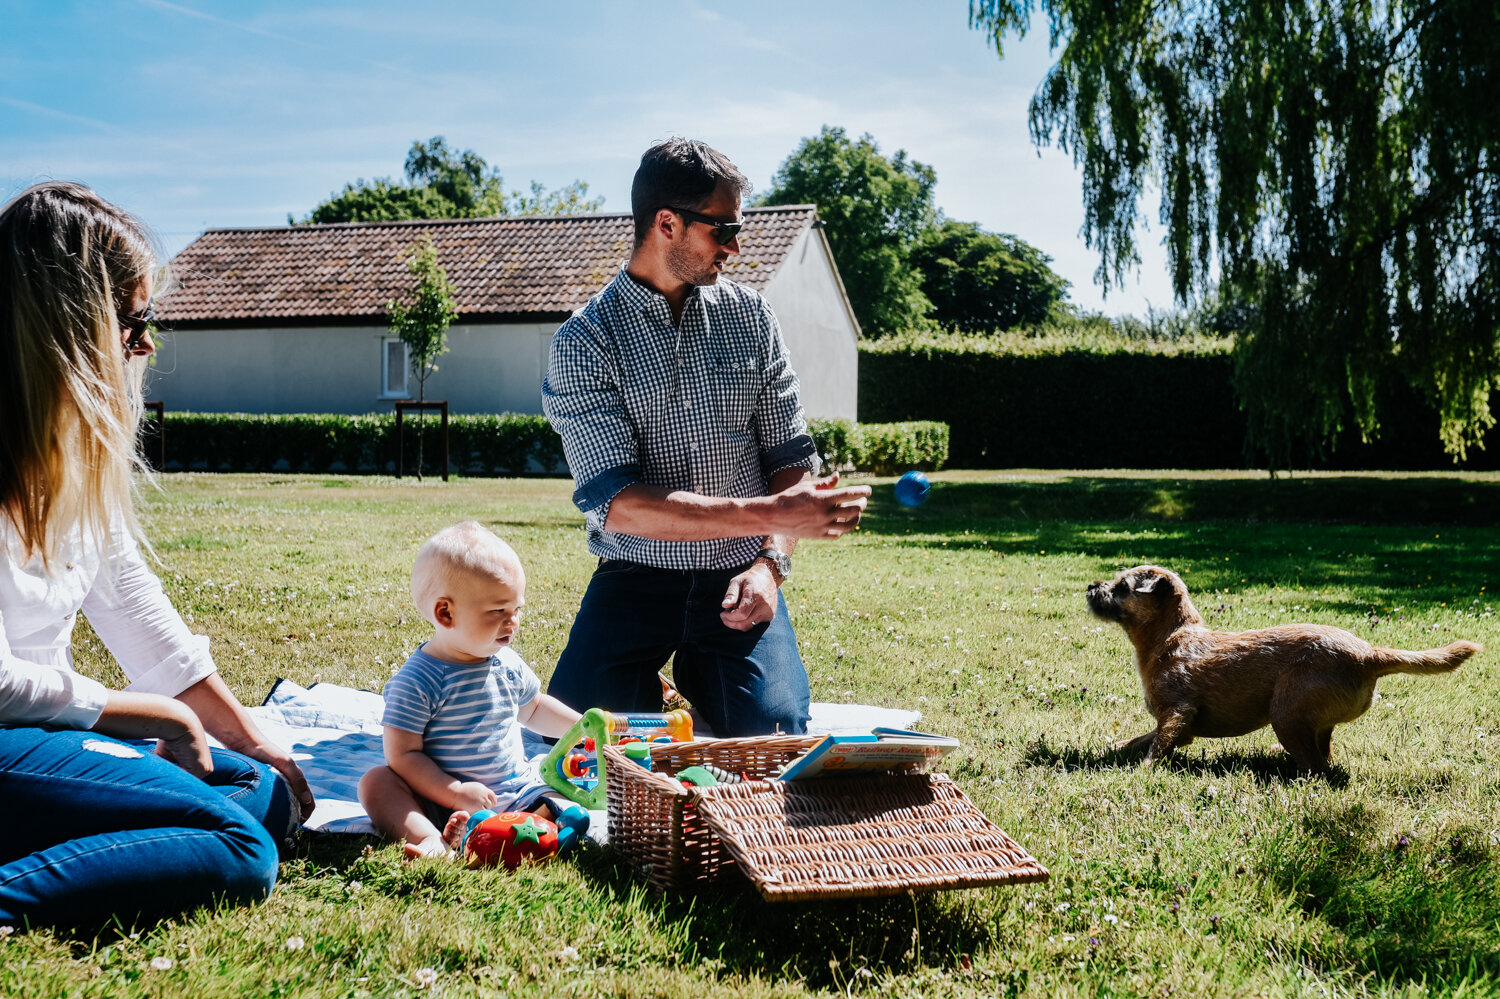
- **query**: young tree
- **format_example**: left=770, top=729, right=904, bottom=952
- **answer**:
left=299, top=137, right=603, bottom=224
left=387, top=233, right=458, bottom=478
left=970, top=0, right=1500, bottom=468
left=910, top=220, right=1071, bottom=331
left=760, top=127, right=937, bottom=336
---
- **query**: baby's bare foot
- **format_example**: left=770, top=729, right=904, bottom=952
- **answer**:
left=443, top=810, right=471, bottom=851
left=403, top=836, right=451, bottom=860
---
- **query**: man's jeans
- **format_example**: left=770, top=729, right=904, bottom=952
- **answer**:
left=547, top=560, right=811, bottom=737
left=0, top=727, right=286, bottom=930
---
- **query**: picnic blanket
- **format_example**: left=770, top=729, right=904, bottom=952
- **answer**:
left=247, top=679, right=922, bottom=837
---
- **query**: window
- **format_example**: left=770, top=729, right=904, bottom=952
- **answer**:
left=381, top=338, right=409, bottom=398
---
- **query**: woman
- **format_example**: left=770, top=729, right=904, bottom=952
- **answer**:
left=0, top=181, right=314, bottom=931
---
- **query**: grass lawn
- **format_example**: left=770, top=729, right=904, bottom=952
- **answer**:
left=10, top=469, right=1500, bottom=998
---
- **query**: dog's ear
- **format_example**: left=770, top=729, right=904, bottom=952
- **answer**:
left=1133, top=572, right=1168, bottom=594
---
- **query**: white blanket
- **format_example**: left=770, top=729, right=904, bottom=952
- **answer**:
left=249, top=679, right=921, bottom=835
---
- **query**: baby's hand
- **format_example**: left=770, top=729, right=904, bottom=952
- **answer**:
left=452, top=781, right=498, bottom=813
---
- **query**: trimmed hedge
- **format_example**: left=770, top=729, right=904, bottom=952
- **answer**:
left=859, top=331, right=1500, bottom=470
left=151, top=413, right=564, bottom=477
left=808, top=419, right=948, bottom=474
left=146, top=412, right=949, bottom=477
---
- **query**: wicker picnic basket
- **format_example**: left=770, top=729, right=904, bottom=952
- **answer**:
left=603, top=736, right=1049, bottom=902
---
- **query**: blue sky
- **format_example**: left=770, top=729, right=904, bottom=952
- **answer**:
left=1, top=0, right=1176, bottom=316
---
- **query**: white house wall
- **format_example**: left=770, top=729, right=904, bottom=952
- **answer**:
left=759, top=228, right=859, bottom=421
left=145, top=322, right=554, bottom=415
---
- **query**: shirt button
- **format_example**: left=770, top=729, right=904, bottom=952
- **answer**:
left=690, top=442, right=698, bottom=451
left=683, top=400, right=692, bottom=409
left=65, top=562, right=74, bottom=570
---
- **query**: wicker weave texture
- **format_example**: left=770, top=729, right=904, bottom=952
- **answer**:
left=694, top=774, right=1050, bottom=901
left=603, top=737, right=1049, bottom=901
left=604, top=736, right=820, bottom=892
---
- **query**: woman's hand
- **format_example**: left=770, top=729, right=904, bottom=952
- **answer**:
left=154, top=726, right=214, bottom=779
left=174, top=674, right=316, bottom=822
left=91, top=690, right=213, bottom=779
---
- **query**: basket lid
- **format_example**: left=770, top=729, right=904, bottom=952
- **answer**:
left=690, top=773, right=1049, bottom=902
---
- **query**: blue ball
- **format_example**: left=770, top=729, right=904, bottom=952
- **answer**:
left=894, top=470, right=930, bottom=507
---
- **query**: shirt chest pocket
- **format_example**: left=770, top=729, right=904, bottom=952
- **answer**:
left=708, top=358, right=759, bottom=436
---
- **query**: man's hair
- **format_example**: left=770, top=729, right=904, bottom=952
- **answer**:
left=411, top=521, right=523, bottom=624
left=0, top=181, right=160, bottom=575
left=630, top=137, right=751, bottom=244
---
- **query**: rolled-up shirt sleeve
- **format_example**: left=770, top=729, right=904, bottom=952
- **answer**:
left=0, top=610, right=111, bottom=729
left=81, top=529, right=216, bottom=698
left=543, top=315, right=642, bottom=532
left=755, top=297, right=821, bottom=479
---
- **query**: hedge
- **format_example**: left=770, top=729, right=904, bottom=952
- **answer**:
left=142, top=412, right=949, bottom=477
left=858, top=331, right=1500, bottom=470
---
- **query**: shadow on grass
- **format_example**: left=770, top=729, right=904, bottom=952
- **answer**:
left=1262, top=803, right=1500, bottom=984
left=854, top=475, right=1500, bottom=616
left=1018, top=735, right=1350, bottom=788
left=862, top=474, right=1500, bottom=530
left=573, top=840, right=1004, bottom=988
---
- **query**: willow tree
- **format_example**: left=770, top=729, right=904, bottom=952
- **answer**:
left=971, top=0, right=1500, bottom=467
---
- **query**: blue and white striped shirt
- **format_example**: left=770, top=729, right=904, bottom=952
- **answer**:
left=380, top=644, right=540, bottom=788
left=543, top=266, right=819, bottom=570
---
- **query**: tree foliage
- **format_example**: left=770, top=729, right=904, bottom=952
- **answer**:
left=760, top=126, right=938, bottom=336
left=301, top=137, right=603, bottom=224
left=910, top=220, right=1070, bottom=330
left=387, top=233, right=457, bottom=403
left=970, top=0, right=1500, bottom=467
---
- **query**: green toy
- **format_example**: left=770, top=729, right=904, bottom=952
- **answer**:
left=539, top=708, right=693, bottom=809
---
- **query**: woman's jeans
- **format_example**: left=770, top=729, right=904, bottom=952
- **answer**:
left=0, top=727, right=287, bottom=930
left=547, top=560, right=812, bottom=737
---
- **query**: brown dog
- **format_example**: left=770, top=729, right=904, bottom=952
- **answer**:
left=1086, top=565, right=1481, bottom=773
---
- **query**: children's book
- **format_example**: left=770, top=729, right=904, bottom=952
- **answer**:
left=776, top=728, right=960, bottom=781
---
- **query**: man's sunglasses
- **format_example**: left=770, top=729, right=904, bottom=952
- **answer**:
left=666, top=206, right=743, bottom=245
left=118, top=304, right=158, bottom=352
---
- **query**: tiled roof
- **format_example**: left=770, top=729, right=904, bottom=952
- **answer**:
left=157, top=206, right=817, bottom=326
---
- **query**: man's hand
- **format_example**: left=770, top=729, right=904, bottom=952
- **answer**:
left=720, top=562, right=780, bottom=632
left=452, top=781, right=499, bottom=814
left=770, top=472, right=870, bottom=538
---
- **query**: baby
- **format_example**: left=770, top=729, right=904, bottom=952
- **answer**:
left=358, top=521, right=587, bottom=859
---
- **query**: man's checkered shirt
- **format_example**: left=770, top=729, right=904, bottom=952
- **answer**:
left=543, top=266, right=819, bottom=570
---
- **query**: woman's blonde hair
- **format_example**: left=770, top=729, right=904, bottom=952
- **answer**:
left=0, top=181, right=160, bottom=572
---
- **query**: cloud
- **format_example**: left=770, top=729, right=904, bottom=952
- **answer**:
left=0, top=97, right=120, bottom=133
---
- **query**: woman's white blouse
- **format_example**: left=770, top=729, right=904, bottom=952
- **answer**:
left=0, top=522, right=216, bottom=729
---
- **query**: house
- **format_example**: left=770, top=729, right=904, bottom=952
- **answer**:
left=151, top=207, right=859, bottom=420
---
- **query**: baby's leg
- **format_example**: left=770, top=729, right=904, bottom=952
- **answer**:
left=358, top=766, right=463, bottom=858
left=529, top=792, right=590, bottom=854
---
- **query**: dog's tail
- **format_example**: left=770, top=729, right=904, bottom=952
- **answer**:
left=1369, top=640, right=1482, bottom=678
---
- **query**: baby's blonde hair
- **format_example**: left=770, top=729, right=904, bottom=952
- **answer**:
left=0, top=182, right=160, bottom=572
left=411, top=521, right=523, bottom=624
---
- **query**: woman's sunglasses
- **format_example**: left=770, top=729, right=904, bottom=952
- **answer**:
left=118, top=303, right=158, bottom=353
left=667, top=206, right=743, bottom=246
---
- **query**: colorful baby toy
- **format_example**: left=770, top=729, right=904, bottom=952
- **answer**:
left=460, top=803, right=592, bottom=869
left=539, top=708, right=693, bottom=809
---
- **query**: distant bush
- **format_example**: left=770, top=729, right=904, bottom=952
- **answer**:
left=150, top=413, right=947, bottom=478
left=859, top=326, right=1500, bottom=471
left=152, top=412, right=564, bottom=476
left=808, top=419, right=949, bottom=474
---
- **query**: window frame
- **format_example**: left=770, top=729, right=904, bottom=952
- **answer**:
left=379, top=336, right=411, bottom=400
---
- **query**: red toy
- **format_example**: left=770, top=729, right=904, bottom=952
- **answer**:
left=462, top=811, right=560, bottom=869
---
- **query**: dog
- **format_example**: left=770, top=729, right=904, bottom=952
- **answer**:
left=1085, top=564, right=1481, bottom=773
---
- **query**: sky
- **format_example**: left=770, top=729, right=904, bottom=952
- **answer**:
left=1, top=0, right=1177, bottom=317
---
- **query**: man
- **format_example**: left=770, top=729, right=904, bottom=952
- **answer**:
left=541, top=137, right=870, bottom=736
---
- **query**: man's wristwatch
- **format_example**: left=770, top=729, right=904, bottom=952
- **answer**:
left=754, top=548, right=792, bottom=585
